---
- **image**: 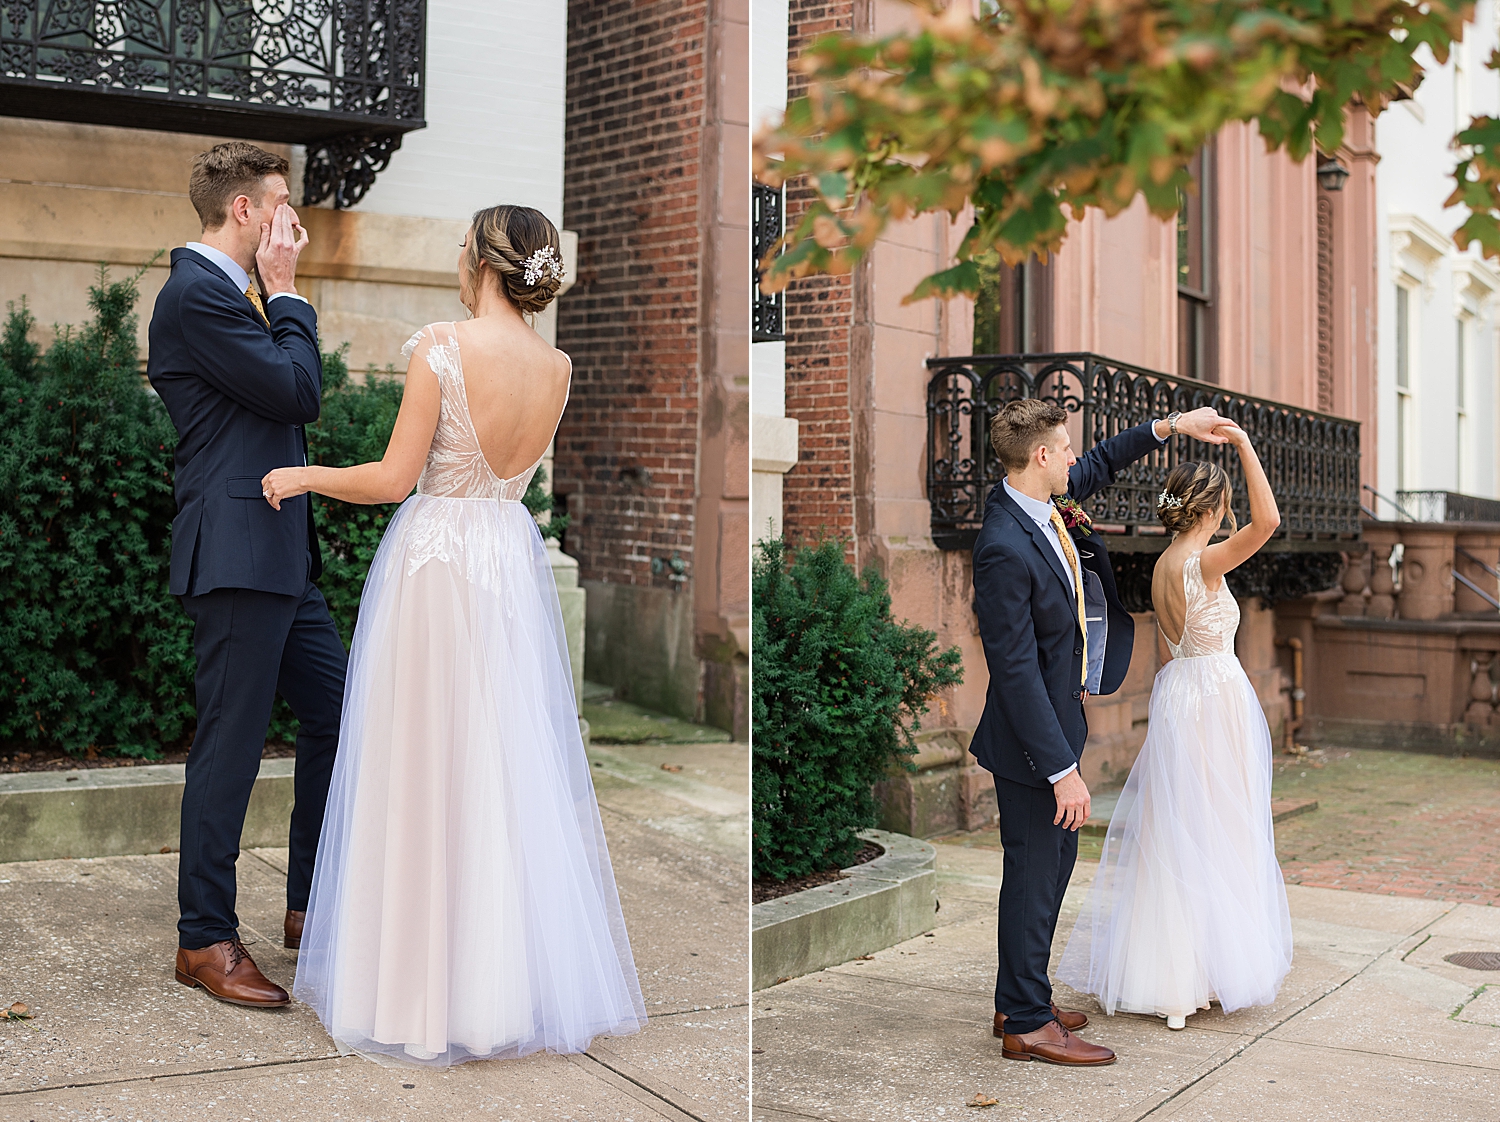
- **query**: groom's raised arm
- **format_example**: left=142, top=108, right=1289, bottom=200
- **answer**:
left=974, top=538, right=1079, bottom=780
left=179, top=283, right=323, bottom=426
left=1066, top=420, right=1164, bottom=505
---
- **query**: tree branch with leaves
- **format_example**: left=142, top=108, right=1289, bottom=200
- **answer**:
left=756, top=0, right=1487, bottom=303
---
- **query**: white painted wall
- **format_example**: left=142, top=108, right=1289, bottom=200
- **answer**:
left=751, top=0, right=797, bottom=541
left=358, top=0, right=568, bottom=227
left=1376, top=5, right=1500, bottom=506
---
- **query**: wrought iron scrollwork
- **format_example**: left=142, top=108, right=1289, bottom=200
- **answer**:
left=303, top=132, right=401, bottom=208
left=1, top=0, right=425, bottom=208
left=925, top=352, right=1363, bottom=551
left=752, top=181, right=785, bottom=342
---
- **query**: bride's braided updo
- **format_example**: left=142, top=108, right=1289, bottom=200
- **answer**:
left=1157, top=460, right=1237, bottom=536
left=464, top=205, right=565, bottom=315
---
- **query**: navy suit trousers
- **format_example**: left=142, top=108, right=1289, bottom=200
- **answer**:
left=994, top=773, right=1080, bottom=1035
left=177, top=583, right=346, bottom=949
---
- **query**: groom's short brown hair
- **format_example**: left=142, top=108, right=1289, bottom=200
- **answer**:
left=189, top=142, right=290, bottom=230
left=991, top=399, right=1069, bottom=472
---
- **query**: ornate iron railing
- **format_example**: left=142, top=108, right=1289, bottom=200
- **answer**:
left=752, top=181, right=784, bottom=342
left=0, top=0, right=426, bottom=208
left=1395, top=491, right=1500, bottom=523
left=925, top=353, right=1362, bottom=551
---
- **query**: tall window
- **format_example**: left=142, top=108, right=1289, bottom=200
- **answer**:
left=973, top=256, right=1053, bottom=354
left=1395, top=284, right=1414, bottom=492
left=1456, top=316, right=1469, bottom=492
left=1177, top=144, right=1217, bottom=382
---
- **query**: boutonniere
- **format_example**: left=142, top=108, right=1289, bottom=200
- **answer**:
left=1053, top=495, right=1093, bottom=536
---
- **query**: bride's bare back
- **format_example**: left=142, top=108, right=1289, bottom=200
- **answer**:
left=1151, top=540, right=1227, bottom=647
left=448, top=317, right=571, bottom=481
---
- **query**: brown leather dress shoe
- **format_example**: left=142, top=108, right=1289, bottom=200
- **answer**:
left=994, top=1004, right=1090, bottom=1035
left=175, top=940, right=289, bottom=1008
left=284, top=909, right=305, bottom=950
left=1001, top=1020, right=1115, bottom=1066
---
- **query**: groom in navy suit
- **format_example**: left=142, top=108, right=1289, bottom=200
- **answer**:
left=148, top=143, right=346, bottom=1007
left=971, top=398, right=1223, bottom=1065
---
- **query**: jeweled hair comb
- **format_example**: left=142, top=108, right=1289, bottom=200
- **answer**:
left=522, top=245, right=565, bottom=287
left=1157, top=490, right=1184, bottom=509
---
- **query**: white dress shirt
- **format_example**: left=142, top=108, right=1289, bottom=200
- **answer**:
left=183, top=242, right=308, bottom=306
left=1002, top=425, right=1167, bottom=785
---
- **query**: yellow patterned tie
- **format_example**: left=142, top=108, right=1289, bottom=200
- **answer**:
left=1049, top=507, right=1088, bottom=687
left=244, top=284, right=269, bottom=326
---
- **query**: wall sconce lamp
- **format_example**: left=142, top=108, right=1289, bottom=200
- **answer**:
left=1317, top=157, right=1350, bottom=192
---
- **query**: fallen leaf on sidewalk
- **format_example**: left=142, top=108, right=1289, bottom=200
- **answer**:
left=967, top=1094, right=998, bottom=1108
left=660, top=763, right=683, bottom=772
left=6, top=1003, right=32, bottom=1021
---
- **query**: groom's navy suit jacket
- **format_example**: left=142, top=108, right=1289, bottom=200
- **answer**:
left=148, top=248, right=323, bottom=597
left=970, top=422, right=1161, bottom=789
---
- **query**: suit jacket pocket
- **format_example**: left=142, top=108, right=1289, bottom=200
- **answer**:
left=227, top=476, right=264, bottom=499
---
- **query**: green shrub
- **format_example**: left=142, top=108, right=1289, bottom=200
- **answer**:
left=1, top=271, right=566, bottom=757
left=752, top=536, right=963, bottom=881
left=0, top=272, right=194, bottom=756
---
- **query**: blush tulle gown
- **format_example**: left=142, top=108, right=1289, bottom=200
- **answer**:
left=1058, top=551, right=1292, bottom=1020
left=293, top=324, right=647, bottom=1066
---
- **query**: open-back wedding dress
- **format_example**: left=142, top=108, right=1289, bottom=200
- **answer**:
left=1058, top=551, right=1292, bottom=1021
left=294, top=324, right=646, bottom=1066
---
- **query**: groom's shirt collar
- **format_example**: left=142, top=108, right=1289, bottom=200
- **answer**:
left=184, top=242, right=251, bottom=294
left=1003, top=479, right=1060, bottom=528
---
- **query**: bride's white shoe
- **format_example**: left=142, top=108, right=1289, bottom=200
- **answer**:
left=1166, top=1015, right=1186, bottom=1031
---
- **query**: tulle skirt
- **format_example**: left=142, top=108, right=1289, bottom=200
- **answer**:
left=293, top=495, right=647, bottom=1067
left=1058, top=652, right=1292, bottom=1018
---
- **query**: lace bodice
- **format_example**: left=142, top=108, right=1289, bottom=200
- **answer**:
left=1162, top=551, right=1240, bottom=660
left=401, top=323, right=550, bottom=502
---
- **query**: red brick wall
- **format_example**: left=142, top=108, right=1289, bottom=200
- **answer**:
left=556, top=0, right=706, bottom=586
left=779, top=0, right=858, bottom=550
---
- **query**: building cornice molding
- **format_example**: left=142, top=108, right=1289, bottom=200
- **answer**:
left=1389, top=212, right=1451, bottom=294
left=1451, top=253, right=1500, bottom=318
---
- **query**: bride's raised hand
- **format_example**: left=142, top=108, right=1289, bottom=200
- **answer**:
left=261, top=466, right=311, bottom=511
left=1212, top=421, right=1249, bottom=448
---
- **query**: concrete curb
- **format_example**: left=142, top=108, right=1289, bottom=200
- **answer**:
left=0, top=759, right=294, bottom=863
left=751, top=829, right=937, bottom=991
left=0, top=718, right=598, bottom=865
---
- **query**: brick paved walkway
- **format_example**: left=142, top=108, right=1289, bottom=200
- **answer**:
left=1273, top=745, right=1500, bottom=906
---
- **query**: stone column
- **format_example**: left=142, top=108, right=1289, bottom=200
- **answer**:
left=1454, top=529, right=1500, bottom=614
left=1394, top=527, right=1456, bottom=621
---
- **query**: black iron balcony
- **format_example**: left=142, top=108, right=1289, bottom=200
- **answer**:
left=925, top=352, right=1363, bottom=553
left=752, top=181, right=784, bottom=342
left=0, top=0, right=426, bottom=208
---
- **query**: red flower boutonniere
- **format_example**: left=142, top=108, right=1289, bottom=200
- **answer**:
left=1053, top=496, right=1093, bottom=536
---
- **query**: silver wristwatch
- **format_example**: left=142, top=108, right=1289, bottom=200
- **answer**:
left=1166, top=411, right=1182, bottom=436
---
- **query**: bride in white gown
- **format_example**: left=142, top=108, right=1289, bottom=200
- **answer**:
left=260, top=205, right=646, bottom=1066
left=1057, top=423, right=1292, bottom=1031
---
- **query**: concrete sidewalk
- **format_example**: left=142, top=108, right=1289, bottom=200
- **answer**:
left=752, top=839, right=1500, bottom=1121
left=0, top=741, right=748, bottom=1121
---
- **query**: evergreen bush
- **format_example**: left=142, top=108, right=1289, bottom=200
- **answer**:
left=0, top=272, right=193, bottom=756
left=752, top=536, right=963, bottom=881
left=1, top=271, right=568, bottom=757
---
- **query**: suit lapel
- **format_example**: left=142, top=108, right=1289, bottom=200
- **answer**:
left=994, top=487, right=1080, bottom=621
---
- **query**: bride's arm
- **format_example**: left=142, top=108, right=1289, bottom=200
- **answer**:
left=261, top=343, right=442, bottom=509
left=1201, top=424, right=1280, bottom=584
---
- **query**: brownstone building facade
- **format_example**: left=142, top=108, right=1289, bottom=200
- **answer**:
left=558, top=0, right=750, bottom=736
left=778, top=0, right=859, bottom=554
